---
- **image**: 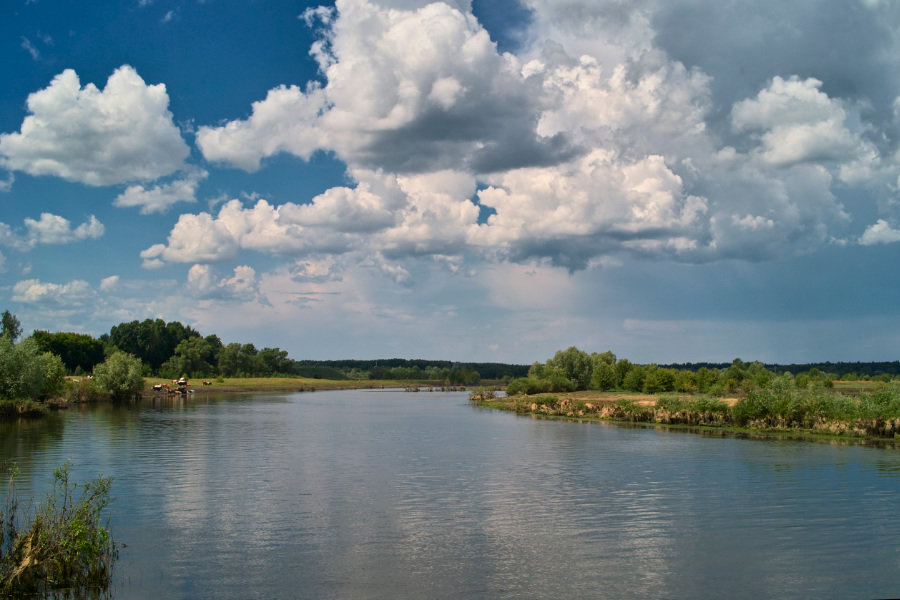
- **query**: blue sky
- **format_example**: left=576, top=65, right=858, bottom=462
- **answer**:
left=3, top=0, right=900, bottom=365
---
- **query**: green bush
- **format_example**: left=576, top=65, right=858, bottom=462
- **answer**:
left=1, top=462, right=118, bottom=596
left=505, top=374, right=575, bottom=396
left=93, top=351, right=144, bottom=402
left=0, top=337, right=65, bottom=402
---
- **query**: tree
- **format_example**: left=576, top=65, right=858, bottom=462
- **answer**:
left=591, top=361, right=618, bottom=390
left=0, top=336, right=65, bottom=401
left=548, top=346, right=593, bottom=390
left=32, top=331, right=105, bottom=374
left=160, top=337, right=217, bottom=378
left=591, top=351, right=618, bottom=390
left=642, top=366, right=675, bottom=394
left=258, top=347, right=290, bottom=375
left=622, top=364, right=647, bottom=392
left=93, top=352, right=144, bottom=402
left=1, top=311, right=22, bottom=343
left=695, top=367, right=719, bottom=393
left=106, top=319, right=199, bottom=374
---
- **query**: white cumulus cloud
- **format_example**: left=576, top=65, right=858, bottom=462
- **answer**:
left=12, top=278, right=95, bottom=304
left=859, top=219, right=900, bottom=245
left=24, top=213, right=105, bottom=245
left=114, top=169, right=207, bottom=214
left=0, top=65, right=189, bottom=186
left=198, top=0, right=565, bottom=174
left=175, top=0, right=900, bottom=273
left=186, top=264, right=259, bottom=301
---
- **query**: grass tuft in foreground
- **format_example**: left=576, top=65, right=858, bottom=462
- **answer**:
left=1, top=462, right=118, bottom=598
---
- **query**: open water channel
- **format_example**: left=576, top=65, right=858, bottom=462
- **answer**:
left=1, top=389, right=899, bottom=598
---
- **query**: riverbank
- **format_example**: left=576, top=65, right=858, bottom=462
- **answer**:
left=1, top=377, right=481, bottom=422
left=140, top=377, right=476, bottom=395
left=471, top=386, right=900, bottom=443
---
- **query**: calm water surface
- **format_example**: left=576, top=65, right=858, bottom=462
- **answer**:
left=1, top=389, right=899, bottom=599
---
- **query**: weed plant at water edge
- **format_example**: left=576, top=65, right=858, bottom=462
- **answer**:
left=0, top=461, right=118, bottom=598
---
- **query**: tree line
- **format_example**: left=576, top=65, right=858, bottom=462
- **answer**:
left=505, top=347, right=879, bottom=396
left=1, top=311, right=144, bottom=409
left=2, top=313, right=527, bottom=385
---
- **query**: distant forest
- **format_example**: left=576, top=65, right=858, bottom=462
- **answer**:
left=18, top=316, right=529, bottom=383
left=7, top=311, right=900, bottom=383
left=662, top=361, right=900, bottom=379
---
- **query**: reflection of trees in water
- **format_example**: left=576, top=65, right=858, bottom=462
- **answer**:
left=0, top=415, right=67, bottom=476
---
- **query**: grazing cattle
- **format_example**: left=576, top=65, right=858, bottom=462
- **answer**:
left=202, top=381, right=212, bottom=386
left=152, top=384, right=163, bottom=392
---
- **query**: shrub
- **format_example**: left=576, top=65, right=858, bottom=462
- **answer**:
left=0, top=462, right=118, bottom=596
left=505, top=374, right=575, bottom=396
left=93, top=351, right=144, bottom=402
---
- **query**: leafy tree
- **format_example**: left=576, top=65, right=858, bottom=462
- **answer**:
left=93, top=352, right=144, bottom=402
left=674, top=370, right=698, bottom=393
left=622, top=364, right=648, bottom=392
left=445, top=366, right=480, bottom=385
left=0, top=336, right=65, bottom=401
left=590, top=360, right=618, bottom=390
left=258, top=347, right=290, bottom=375
left=160, top=337, right=217, bottom=378
left=1, top=311, right=22, bottom=343
left=216, top=342, right=269, bottom=377
left=31, top=331, right=105, bottom=374
left=642, top=366, right=675, bottom=394
left=746, top=361, right=773, bottom=388
left=615, top=359, right=634, bottom=386
left=695, top=367, right=719, bottom=393
left=106, top=319, right=199, bottom=374
left=548, top=346, right=593, bottom=390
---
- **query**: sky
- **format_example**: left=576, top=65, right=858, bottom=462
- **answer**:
left=3, top=0, right=900, bottom=365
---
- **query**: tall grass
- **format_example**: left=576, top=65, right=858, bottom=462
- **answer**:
left=0, top=462, right=118, bottom=597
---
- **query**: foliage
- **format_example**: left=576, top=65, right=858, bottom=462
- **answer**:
left=0, top=462, right=117, bottom=597
left=293, top=358, right=528, bottom=381
left=507, top=360, right=577, bottom=395
left=291, top=365, right=349, bottom=380
left=0, top=311, right=22, bottom=343
left=62, top=377, right=105, bottom=404
left=160, top=336, right=219, bottom=379
left=31, top=331, right=105, bottom=375
left=548, top=346, right=593, bottom=391
left=106, top=318, right=200, bottom=373
left=367, top=363, right=480, bottom=384
left=0, top=337, right=66, bottom=402
left=93, top=351, right=144, bottom=402
left=590, top=351, right=618, bottom=390
left=641, top=365, right=676, bottom=394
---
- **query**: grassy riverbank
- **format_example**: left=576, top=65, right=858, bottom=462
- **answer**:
left=472, top=383, right=900, bottom=441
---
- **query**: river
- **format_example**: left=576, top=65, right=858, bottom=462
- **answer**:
left=1, top=389, right=899, bottom=599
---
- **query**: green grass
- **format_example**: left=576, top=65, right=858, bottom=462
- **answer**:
left=477, top=384, right=900, bottom=440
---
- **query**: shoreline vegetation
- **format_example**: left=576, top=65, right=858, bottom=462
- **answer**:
left=469, top=385, right=900, bottom=444
left=3, top=308, right=900, bottom=443
left=470, top=344, right=900, bottom=443
left=1, top=462, right=118, bottom=597
left=0, top=312, right=517, bottom=421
